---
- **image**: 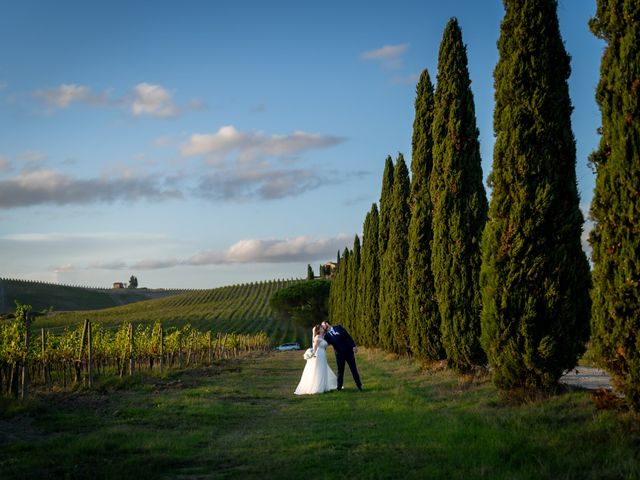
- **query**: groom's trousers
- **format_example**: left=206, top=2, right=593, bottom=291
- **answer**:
left=335, top=351, right=362, bottom=390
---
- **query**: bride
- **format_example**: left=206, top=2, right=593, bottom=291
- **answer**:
left=294, top=324, right=338, bottom=395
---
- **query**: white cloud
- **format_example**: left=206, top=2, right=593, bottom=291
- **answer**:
left=33, top=83, right=109, bottom=109
left=195, top=167, right=324, bottom=201
left=0, top=169, right=182, bottom=209
left=361, top=43, right=409, bottom=69
left=130, top=82, right=179, bottom=118
left=181, top=125, right=345, bottom=163
left=129, top=234, right=352, bottom=269
left=221, top=235, right=352, bottom=264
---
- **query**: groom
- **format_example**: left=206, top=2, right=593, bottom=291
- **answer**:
left=321, top=320, right=362, bottom=391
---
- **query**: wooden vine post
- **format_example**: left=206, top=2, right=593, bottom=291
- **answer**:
left=75, top=319, right=89, bottom=384
left=128, top=322, right=134, bottom=376
left=159, top=325, right=164, bottom=373
left=87, top=320, right=93, bottom=388
left=20, top=310, right=31, bottom=400
left=178, top=332, right=183, bottom=369
left=208, top=330, right=212, bottom=365
left=41, top=328, right=47, bottom=385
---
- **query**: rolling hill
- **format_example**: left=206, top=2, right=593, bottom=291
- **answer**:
left=33, top=278, right=309, bottom=345
left=0, top=278, right=186, bottom=314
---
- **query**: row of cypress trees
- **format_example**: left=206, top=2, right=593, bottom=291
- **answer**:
left=330, top=0, right=622, bottom=398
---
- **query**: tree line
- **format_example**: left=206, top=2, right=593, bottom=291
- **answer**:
left=330, top=0, right=639, bottom=411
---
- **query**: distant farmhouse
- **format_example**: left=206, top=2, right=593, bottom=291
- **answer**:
left=321, top=261, right=337, bottom=278
left=113, top=282, right=125, bottom=289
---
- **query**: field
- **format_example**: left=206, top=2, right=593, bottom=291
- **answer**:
left=27, top=279, right=308, bottom=346
left=0, top=278, right=186, bottom=314
left=1, top=349, right=638, bottom=479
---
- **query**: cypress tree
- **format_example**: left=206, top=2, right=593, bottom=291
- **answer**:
left=360, top=204, right=380, bottom=347
left=430, top=18, right=488, bottom=372
left=408, top=69, right=443, bottom=360
left=380, top=154, right=411, bottom=353
left=481, top=1, right=591, bottom=390
left=307, top=264, right=314, bottom=280
left=348, top=235, right=361, bottom=340
left=589, top=0, right=640, bottom=411
left=378, top=157, right=395, bottom=350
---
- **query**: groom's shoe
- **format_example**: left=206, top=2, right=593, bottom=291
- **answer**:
left=357, top=385, right=364, bottom=392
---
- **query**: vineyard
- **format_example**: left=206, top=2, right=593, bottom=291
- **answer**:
left=0, top=304, right=272, bottom=397
left=0, top=277, right=185, bottom=313
left=36, top=279, right=308, bottom=346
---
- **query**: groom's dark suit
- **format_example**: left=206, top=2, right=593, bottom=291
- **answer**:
left=324, top=324, right=362, bottom=391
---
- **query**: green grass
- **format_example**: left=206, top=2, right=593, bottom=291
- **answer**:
left=1, top=349, right=638, bottom=479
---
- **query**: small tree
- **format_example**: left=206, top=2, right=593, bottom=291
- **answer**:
left=306, top=264, right=314, bottom=280
left=128, top=275, right=138, bottom=289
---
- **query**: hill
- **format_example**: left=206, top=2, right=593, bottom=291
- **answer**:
left=0, top=278, right=186, bottom=314
left=36, top=278, right=309, bottom=345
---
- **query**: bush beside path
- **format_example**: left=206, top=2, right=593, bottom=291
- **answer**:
left=0, top=350, right=637, bottom=479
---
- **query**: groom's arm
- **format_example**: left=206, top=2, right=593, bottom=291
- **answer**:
left=338, top=326, right=357, bottom=350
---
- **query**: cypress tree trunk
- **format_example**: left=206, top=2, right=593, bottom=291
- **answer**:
left=408, top=69, right=443, bottom=360
left=360, top=204, right=380, bottom=347
left=589, top=0, right=640, bottom=411
left=431, top=18, right=488, bottom=372
left=378, top=157, right=395, bottom=350
left=481, top=1, right=591, bottom=390
left=381, top=154, right=411, bottom=353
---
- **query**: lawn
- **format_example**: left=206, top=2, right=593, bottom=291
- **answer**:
left=0, top=349, right=638, bottom=479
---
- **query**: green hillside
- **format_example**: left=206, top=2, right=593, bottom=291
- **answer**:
left=0, top=278, right=185, bottom=314
left=36, top=278, right=309, bottom=346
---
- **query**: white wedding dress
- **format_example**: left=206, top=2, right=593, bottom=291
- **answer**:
left=294, top=335, right=338, bottom=395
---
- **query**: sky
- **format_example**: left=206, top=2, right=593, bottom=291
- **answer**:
left=0, top=0, right=604, bottom=289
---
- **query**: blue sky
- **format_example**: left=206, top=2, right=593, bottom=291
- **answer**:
left=0, top=0, right=603, bottom=289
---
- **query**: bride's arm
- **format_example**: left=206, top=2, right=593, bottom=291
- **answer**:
left=313, top=335, right=321, bottom=351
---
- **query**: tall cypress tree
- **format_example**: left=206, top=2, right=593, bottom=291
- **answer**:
left=589, top=0, right=640, bottom=411
left=430, top=18, right=488, bottom=371
left=380, top=154, right=411, bottom=353
left=378, top=157, right=395, bottom=350
left=408, top=69, right=443, bottom=360
left=348, top=235, right=361, bottom=340
left=360, top=204, right=380, bottom=347
left=481, top=1, right=591, bottom=389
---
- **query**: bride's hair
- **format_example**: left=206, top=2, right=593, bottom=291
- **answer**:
left=313, top=323, right=324, bottom=336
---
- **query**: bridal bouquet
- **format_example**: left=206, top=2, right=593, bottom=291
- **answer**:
left=303, top=348, right=315, bottom=360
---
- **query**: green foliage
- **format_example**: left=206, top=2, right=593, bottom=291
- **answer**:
left=270, top=280, right=331, bottom=329
left=359, top=204, right=380, bottom=347
left=589, top=0, right=640, bottom=411
left=481, top=1, right=591, bottom=389
left=128, top=276, right=138, bottom=289
left=379, top=154, right=411, bottom=353
left=346, top=235, right=361, bottom=339
left=408, top=69, right=443, bottom=360
left=430, top=18, right=487, bottom=371
left=377, top=156, right=395, bottom=351
left=306, top=264, right=314, bottom=281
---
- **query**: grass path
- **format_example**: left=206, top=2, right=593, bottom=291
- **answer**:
left=1, top=350, right=638, bottom=479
